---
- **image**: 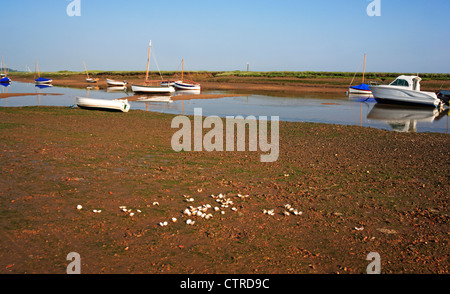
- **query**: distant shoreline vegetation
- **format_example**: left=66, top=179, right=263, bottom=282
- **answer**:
left=0, top=68, right=20, bottom=73
left=7, top=70, right=450, bottom=80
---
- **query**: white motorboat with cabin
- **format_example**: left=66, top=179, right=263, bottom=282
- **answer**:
left=370, top=75, right=443, bottom=107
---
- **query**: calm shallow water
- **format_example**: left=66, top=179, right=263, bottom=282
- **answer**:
left=1, top=82, right=449, bottom=134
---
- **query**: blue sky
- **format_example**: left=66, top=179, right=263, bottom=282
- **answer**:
left=2, top=0, right=450, bottom=73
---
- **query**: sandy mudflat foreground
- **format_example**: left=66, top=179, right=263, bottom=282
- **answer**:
left=0, top=106, right=448, bottom=274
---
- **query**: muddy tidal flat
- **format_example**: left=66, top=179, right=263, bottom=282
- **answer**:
left=0, top=106, right=448, bottom=274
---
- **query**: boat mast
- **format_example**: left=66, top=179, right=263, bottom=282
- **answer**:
left=362, top=53, right=366, bottom=84
left=145, top=40, right=152, bottom=83
left=36, top=61, right=40, bottom=78
left=2, top=56, right=5, bottom=76
left=83, top=60, right=90, bottom=79
left=181, top=59, right=184, bottom=83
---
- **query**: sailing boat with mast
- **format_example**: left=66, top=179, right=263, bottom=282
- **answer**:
left=173, top=59, right=201, bottom=91
left=0, top=56, right=11, bottom=84
left=349, top=54, right=372, bottom=95
left=34, top=61, right=53, bottom=85
left=83, top=61, right=99, bottom=83
left=131, top=41, right=175, bottom=94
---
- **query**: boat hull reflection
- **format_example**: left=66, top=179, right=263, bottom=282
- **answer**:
left=367, top=104, right=443, bottom=132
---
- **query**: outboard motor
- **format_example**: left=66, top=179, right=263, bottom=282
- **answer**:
left=437, top=90, right=450, bottom=106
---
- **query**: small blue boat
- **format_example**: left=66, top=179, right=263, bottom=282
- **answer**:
left=0, top=76, right=11, bottom=83
left=35, top=76, right=53, bottom=85
left=349, top=83, right=372, bottom=94
left=34, top=61, right=53, bottom=85
left=1, top=57, right=12, bottom=83
left=348, top=54, right=372, bottom=95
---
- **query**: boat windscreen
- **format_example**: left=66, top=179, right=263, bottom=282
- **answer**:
left=390, top=79, right=409, bottom=87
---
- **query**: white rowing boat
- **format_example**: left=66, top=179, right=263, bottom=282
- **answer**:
left=86, top=78, right=99, bottom=83
left=131, top=84, right=175, bottom=94
left=174, top=81, right=201, bottom=91
left=83, top=61, right=99, bottom=83
left=76, top=97, right=130, bottom=112
left=173, top=59, right=201, bottom=91
left=107, top=79, right=128, bottom=86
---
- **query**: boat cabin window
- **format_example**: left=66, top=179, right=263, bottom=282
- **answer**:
left=390, top=79, right=409, bottom=87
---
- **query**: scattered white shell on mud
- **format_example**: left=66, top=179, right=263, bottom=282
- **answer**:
left=263, top=209, right=275, bottom=216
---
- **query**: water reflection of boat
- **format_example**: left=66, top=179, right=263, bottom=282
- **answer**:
left=35, top=84, right=53, bottom=89
left=370, top=75, right=442, bottom=107
left=367, top=104, right=443, bottom=132
left=173, top=89, right=202, bottom=96
left=136, top=96, right=173, bottom=103
left=76, top=97, right=130, bottom=112
left=0, top=82, right=11, bottom=89
left=106, top=86, right=127, bottom=92
left=348, top=94, right=375, bottom=103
